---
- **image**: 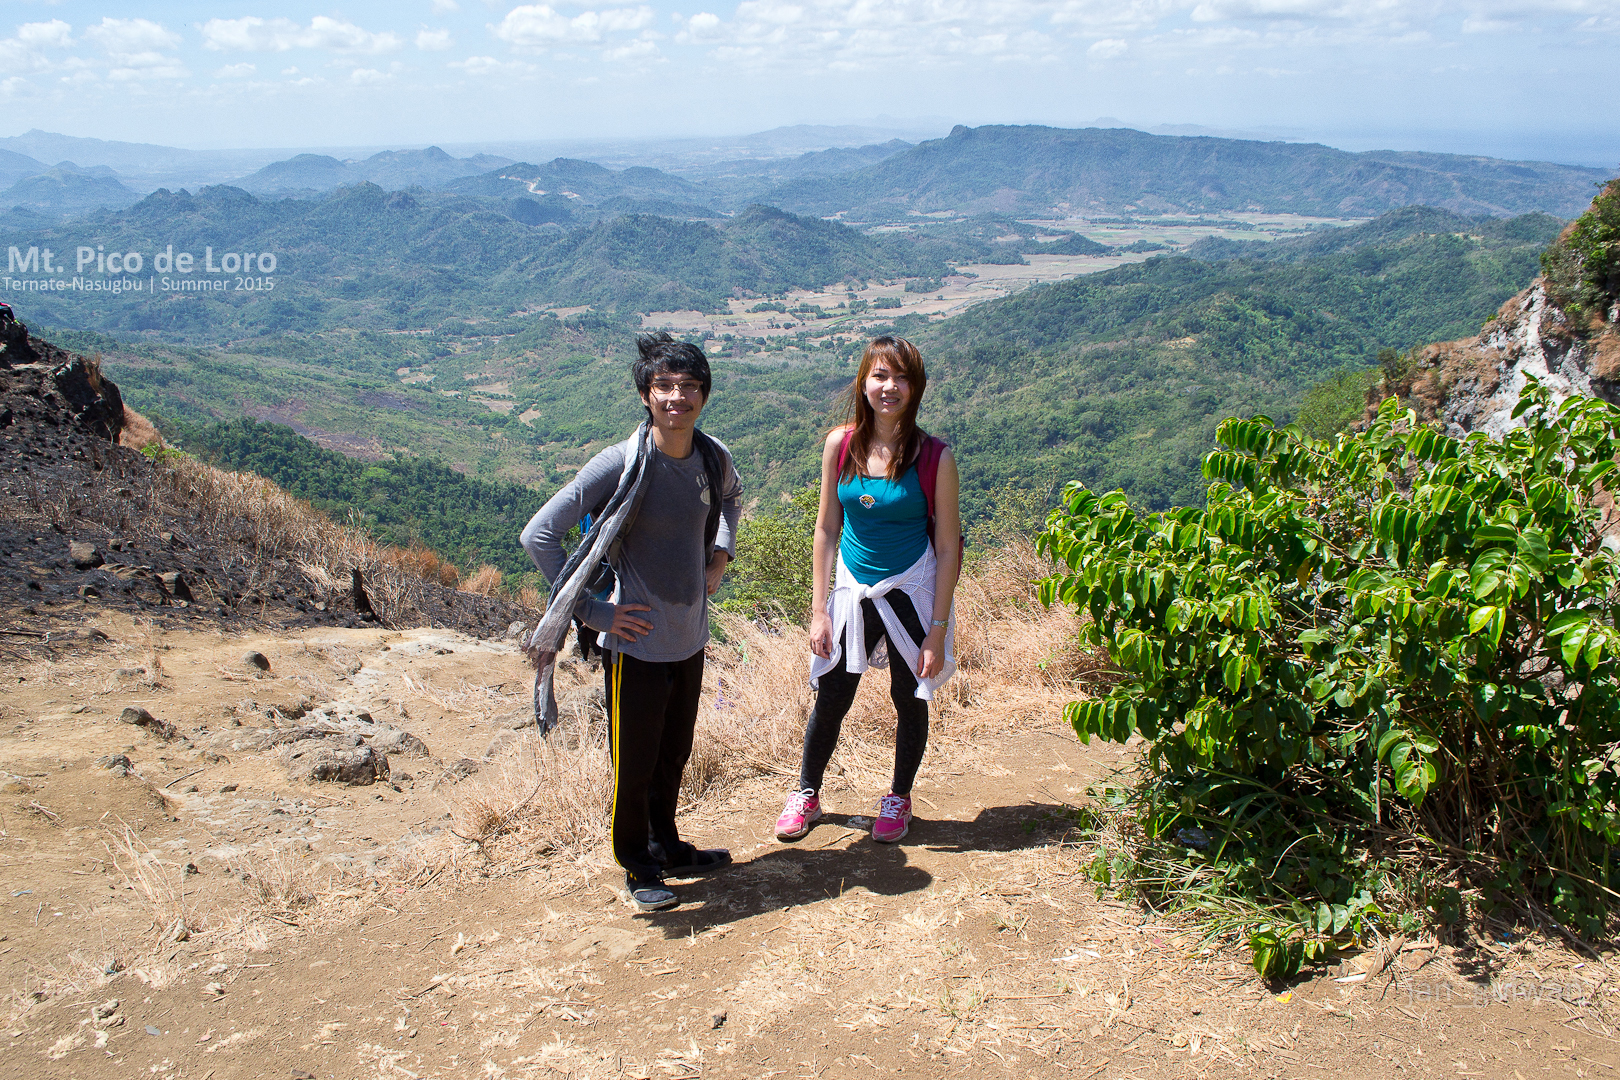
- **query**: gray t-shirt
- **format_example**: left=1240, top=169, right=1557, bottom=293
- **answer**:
left=520, top=431, right=742, bottom=664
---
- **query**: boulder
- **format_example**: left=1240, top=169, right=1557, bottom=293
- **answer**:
left=240, top=651, right=271, bottom=672
left=158, top=571, right=193, bottom=602
left=296, top=744, right=388, bottom=786
left=69, top=542, right=102, bottom=569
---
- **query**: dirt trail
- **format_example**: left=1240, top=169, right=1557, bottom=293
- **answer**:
left=2, top=618, right=1615, bottom=1080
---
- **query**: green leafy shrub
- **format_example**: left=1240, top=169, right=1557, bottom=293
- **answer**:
left=720, top=482, right=819, bottom=623
left=1039, top=380, right=1620, bottom=954
left=1541, top=178, right=1620, bottom=324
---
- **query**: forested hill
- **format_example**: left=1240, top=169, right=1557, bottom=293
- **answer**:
left=0, top=186, right=956, bottom=340
left=766, top=125, right=1609, bottom=221
left=913, top=208, right=1562, bottom=513
left=107, top=204, right=1562, bottom=573
left=170, top=416, right=542, bottom=577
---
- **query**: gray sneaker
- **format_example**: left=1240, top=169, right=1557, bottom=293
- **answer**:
left=628, top=882, right=678, bottom=912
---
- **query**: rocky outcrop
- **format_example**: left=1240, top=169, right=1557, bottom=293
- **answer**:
left=0, top=318, right=533, bottom=637
left=0, top=318, right=126, bottom=443
left=1372, top=279, right=1620, bottom=439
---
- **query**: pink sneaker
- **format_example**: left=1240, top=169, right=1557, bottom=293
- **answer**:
left=775, top=789, right=821, bottom=840
left=872, top=793, right=912, bottom=843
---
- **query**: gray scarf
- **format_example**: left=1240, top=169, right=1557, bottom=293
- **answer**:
left=527, top=422, right=655, bottom=732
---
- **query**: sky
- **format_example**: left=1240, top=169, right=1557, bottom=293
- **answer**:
left=1, top=1, right=1617, bottom=166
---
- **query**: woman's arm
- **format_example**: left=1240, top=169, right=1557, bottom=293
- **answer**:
left=808, top=428, right=847, bottom=659
left=917, top=447, right=960, bottom=679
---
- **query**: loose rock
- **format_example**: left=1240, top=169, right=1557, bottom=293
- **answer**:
left=369, top=728, right=430, bottom=758
left=69, top=541, right=102, bottom=569
left=158, top=571, right=192, bottom=602
left=118, top=707, right=178, bottom=740
left=292, top=744, right=389, bottom=786
left=96, top=754, right=132, bottom=777
left=240, top=650, right=270, bottom=672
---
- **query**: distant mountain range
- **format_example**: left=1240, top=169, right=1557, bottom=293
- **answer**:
left=3, top=123, right=1608, bottom=221
left=234, top=146, right=515, bottom=196
left=764, top=125, right=1611, bottom=220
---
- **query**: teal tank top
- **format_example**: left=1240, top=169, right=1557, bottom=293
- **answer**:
left=837, top=465, right=928, bottom=586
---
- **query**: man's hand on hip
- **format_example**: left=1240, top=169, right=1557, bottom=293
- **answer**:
left=608, top=603, right=653, bottom=641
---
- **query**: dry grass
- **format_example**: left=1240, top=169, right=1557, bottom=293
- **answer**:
left=444, top=713, right=613, bottom=864
left=463, top=564, right=504, bottom=595
left=118, top=405, right=163, bottom=451
left=138, top=453, right=523, bottom=625
left=386, top=543, right=462, bottom=589
left=443, top=538, right=1085, bottom=871
left=104, top=823, right=204, bottom=942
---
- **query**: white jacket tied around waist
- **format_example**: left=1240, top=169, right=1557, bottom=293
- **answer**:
left=810, top=542, right=956, bottom=701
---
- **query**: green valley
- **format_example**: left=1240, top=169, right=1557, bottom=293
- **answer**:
left=62, top=204, right=1561, bottom=579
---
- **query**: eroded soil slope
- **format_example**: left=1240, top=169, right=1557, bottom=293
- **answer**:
left=2, top=617, right=1616, bottom=1080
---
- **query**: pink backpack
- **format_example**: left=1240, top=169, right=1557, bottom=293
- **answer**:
left=837, top=427, right=964, bottom=581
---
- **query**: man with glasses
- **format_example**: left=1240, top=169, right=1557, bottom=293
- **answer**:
left=521, top=333, right=742, bottom=911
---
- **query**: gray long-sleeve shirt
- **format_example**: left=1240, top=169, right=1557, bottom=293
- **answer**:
left=520, top=431, right=742, bottom=664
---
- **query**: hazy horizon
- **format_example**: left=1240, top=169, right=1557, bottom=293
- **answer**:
left=2, top=2, right=1616, bottom=172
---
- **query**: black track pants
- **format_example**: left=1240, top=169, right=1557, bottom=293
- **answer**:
left=799, top=592, right=931, bottom=797
left=604, top=648, right=705, bottom=887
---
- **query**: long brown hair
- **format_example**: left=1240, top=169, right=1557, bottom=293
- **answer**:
left=838, top=336, right=927, bottom=482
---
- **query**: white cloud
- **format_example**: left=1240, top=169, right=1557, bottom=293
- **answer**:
left=432, top=0, right=462, bottom=12
left=602, top=38, right=662, bottom=61
left=84, top=17, right=187, bottom=80
left=16, top=20, right=74, bottom=50
left=1052, top=0, right=1176, bottom=31
left=0, top=20, right=74, bottom=75
left=452, top=54, right=539, bottom=75
left=417, top=28, right=455, bottom=50
left=683, top=11, right=723, bottom=39
left=673, top=0, right=1066, bottom=69
left=495, top=5, right=657, bottom=48
left=350, top=67, right=391, bottom=84
left=213, top=62, right=257, bottom=78
left=201, top=16, right=403, bottom=55
left=1089, top=37, right=1129, bottom=57
left=84, top=17, right=180, bottom=55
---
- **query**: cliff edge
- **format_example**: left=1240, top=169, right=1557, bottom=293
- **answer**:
left=1373, top=178, right=1619, bottom=437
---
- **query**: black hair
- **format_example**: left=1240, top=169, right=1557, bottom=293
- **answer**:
left=633, top=332, right=711, bottom=403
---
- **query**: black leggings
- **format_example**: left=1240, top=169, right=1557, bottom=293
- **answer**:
left=800, top=592, right=930, bottom=797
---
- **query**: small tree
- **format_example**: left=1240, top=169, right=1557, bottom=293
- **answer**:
left=721, top=483, right=819, bottom=624
left=1039, top=380, right=1620, bottom=942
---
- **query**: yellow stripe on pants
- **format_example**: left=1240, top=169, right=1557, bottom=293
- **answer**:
left=609, top=651, right=625, bottom=871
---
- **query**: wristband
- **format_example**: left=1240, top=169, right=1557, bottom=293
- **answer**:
left=931, top=619, right=948, bottom=627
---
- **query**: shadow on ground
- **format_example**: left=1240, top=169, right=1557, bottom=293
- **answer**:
left=640, top=801, right=1081, bottom=937
left=923, top=800, right=1079, bottom=854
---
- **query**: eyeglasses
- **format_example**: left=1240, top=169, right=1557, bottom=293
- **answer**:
left=649, top=379, right=704, bottom=397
